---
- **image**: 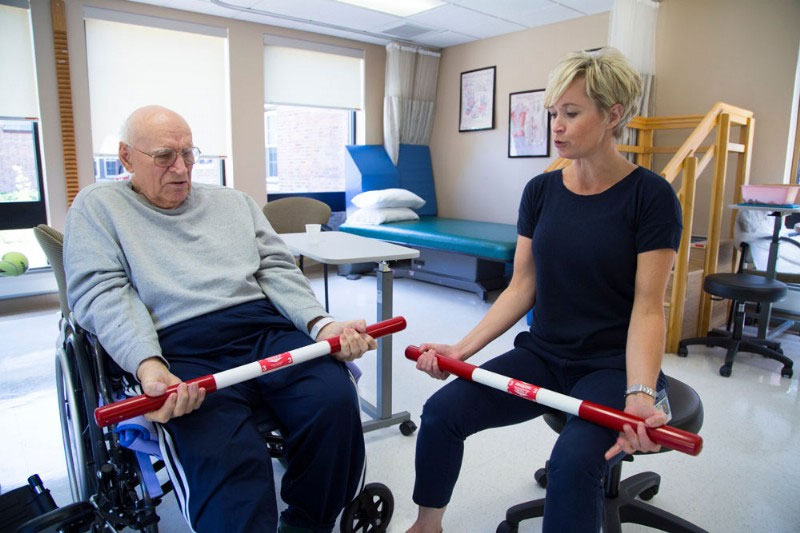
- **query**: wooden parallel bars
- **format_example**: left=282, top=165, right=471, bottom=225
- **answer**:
left=666, top=156, right=698, bottom=352
left=697, top=113, right=731, bottom=335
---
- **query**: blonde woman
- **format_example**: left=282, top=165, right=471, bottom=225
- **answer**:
left=408, top=48, right=682, bottom=532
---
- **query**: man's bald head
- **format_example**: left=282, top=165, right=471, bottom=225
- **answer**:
left=120, top=105, right=191, bottom=147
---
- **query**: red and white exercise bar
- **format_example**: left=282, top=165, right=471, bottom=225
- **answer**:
left=405, top=346, right=702, bottom=456
left=93, top=317, right=407, bottom=428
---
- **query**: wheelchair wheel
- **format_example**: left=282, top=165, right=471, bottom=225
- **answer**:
left=56, top=345, right=95, bottom=503
left=16, top=501, right=96, bottom=533
left=339, top=482, right=393, bottom=532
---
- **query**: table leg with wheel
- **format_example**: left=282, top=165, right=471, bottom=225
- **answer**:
left=361, top=261, right=415, bottom=435
left=757, top=212, right=784, bottom=339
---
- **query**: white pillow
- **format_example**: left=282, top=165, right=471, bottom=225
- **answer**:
left=346, top=207, right=420, bottom=225
left=351, top=188, right=426, bottom=209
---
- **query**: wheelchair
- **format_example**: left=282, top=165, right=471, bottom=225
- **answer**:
left=48, top=308, right=396, bottom=533
left=32, top=225, right=395, bottom=532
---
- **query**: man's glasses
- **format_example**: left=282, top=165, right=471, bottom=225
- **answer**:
left=128, top=144, right=201, bottom=168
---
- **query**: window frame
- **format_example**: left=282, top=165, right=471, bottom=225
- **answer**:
left=264, top=105, right=356, bottom=193
left=0, top=118, right=47, bottom=230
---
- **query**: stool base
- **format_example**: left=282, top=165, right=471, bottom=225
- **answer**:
left=496, top=463, right=707, bottom=533
left=678, top=300, right=793, bottom=378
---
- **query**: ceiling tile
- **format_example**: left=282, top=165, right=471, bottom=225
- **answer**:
left=413, top=30, right=475, bottom=48
left=214, top=0, right=262, bottom=8
left=447, top=0, right=552, bottom=20
left=248, top=0, right=400, bottom=31
left=514, top=4, right=584, bottom=27
left=557, top=0, right=614, bottom=15
left=303, top=25, right=389, bottom=45
left=409, top=4, right=525, bottom=36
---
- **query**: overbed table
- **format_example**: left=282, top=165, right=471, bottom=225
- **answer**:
left=280, top=231, right=420, bottom=433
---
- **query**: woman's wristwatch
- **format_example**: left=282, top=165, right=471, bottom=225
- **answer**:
left=624, top=383, right=657, bottom=399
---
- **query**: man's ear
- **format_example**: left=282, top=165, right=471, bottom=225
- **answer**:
left=119, top=142, right=134, bottom=172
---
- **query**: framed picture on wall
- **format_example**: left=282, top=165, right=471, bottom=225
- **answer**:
left=459, top=66, right=496, bottom=132
left=508, top=89, right=550, bottom=158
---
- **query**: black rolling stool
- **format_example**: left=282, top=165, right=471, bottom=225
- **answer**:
left=678, top=272, right=793, bottom=378
left=496, top=376, right=705, bottom=533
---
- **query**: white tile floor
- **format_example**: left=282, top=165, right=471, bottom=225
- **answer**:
left=2, top=266, right=800, bottom=532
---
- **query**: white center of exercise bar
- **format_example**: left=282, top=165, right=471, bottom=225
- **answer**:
left=472, top=368, right=582, bottom=416
left=213, top=342, right=331, bottom=389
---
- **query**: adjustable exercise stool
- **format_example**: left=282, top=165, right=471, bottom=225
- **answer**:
left=678, top=272, right=793, bottom=377
left=496, top=376, right=706, bottom=533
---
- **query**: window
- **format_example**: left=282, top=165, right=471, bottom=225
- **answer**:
left=264, top=36, right=363, bottom=194
left=0, top=120, right=40, bottom=203
left=265, top=112, right=278, bottom=178
left=84, top=8, right=229, bottom=185
left=0, top=3, right=47, bottom=238
left=264, top=105, right=355, bottom=193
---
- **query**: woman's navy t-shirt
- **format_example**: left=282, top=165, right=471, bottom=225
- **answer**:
left=517, top=167, right=682, bottom=361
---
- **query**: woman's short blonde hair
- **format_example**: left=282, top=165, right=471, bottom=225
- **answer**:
left=544, top=47, right=642, bottom=138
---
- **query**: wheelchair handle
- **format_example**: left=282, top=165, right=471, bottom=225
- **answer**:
left=93, top=317, right=407, bottom=427
left=405, top=345, right=703, bottom=456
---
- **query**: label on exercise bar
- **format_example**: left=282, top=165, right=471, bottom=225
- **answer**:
left=508, top=379, right=539, bottom=400
left=259, top=352, right=293, bottom=373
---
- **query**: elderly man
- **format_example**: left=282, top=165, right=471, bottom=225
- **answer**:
left=64, top=105, right=375, bottom=532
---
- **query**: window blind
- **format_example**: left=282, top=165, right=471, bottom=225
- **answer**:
left=0, top=2, right=38, bottom=118
left=84, top=11, right=228, bottom=156
left=264, top=36, right=363, bottom=110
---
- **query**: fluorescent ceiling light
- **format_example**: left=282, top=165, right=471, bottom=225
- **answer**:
left=336, top=0, right=445, bottom=18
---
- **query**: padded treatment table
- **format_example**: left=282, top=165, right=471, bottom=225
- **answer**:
left=341, top=216, right=517, bottom=300
left=341, top=144, right=518, bottom=300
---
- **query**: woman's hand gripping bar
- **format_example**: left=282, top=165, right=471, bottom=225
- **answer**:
left=405, top=346, right=702, bottom=456
left=93, top=317, right=407, bottom=428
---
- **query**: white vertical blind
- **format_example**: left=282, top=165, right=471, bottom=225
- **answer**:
left=0, top=3, right=39, bottom=118
left=84, top=13, right=228, bottom=155
left=264, top=36, right=363, bottom=110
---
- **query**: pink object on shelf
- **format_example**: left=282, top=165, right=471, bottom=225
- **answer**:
left=741, top=184, right=800, bottom=205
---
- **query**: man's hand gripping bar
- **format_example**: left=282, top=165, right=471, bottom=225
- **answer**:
left=93, top=317, right=407, bottom=427
left=405, top=346, right=702, bottom=456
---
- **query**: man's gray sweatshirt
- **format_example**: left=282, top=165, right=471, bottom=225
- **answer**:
left=64, top=181, right=330, bottom=375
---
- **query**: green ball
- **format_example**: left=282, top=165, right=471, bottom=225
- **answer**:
left=0, top=251, right=29, bottom=276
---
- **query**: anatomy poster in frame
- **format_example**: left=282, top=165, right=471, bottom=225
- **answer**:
left=459, top=66, right=496, bottom=132
left=508, top=89, right=550, bottom=158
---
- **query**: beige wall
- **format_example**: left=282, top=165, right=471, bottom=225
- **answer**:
left=429, top=13, right=609, bottom=224
left=429, top=0, right=800, bottom=231
left=30, top=0, right=386, bottom=230
left=654, top=0, right=800, bottom=236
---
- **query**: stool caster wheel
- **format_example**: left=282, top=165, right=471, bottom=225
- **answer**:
left=677, top=345, right=688, bottom=357
left=496, top=520, right=518, bottom=533
left=719, top=365, right=732, bottom=377
left=340, top=482, right=393, bottom=532
left=781, top=367, right=793, bottom=378
left=399, top=420, right=417, bottom=436
left=534, top=467, right=547, bottom=488
left=639, top=485, right=659, bottom=501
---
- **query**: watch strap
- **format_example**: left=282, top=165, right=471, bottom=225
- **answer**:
left=625, top=383, right=657, bottom=399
